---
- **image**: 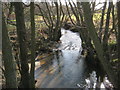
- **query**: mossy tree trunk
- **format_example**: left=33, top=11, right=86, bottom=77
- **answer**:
left=81, top=2, right=118, bottom=88
left=117, top=1, right=120, bottom=88
left=2, top=14, right=17, bottom=88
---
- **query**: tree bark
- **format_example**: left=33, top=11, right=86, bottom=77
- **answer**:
left=14, top=2, right=30, bottom=88
left=117, top=1, right=120, bottom=88
left=54, top=2, right=61, bottom=41
left=81, top=2, right=118, bottom=88
left=30, top=2, right=35, bottom=88
left=103, top=1, right=113, bottom=61
left=99, top=1, right=107, bottom=40
left=2, top=14, right=17, bottom=88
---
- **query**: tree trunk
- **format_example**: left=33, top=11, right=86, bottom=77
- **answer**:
left=54, top=2, right=61, bottom=41
left=81, top=2, right=118, bottom=88
left=14, top=2, right=30, bottom=88
left=103, top=1, right=113, bottom=61
left=117, top=1, right=120, bottom=88
left=2, top=14, right=17, bottom=88
left=99, top=1, right=107, bottom=40
left=30, top=2, right=35, bottom=88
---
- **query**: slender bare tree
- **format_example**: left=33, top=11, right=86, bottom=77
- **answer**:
left=14, top=2, right=30, bottom=88
left=30, top=2, right=35, bottom=88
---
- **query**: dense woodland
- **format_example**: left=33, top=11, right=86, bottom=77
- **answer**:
left=1, top=0, right=120, bottom=89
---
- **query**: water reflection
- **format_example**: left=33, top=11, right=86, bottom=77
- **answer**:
left=35, top=28, right=112, bottom=89
left=35, top=28, right=85, bottom=88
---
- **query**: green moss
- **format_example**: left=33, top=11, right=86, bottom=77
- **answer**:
left=112, top=59, right=118, bottom=62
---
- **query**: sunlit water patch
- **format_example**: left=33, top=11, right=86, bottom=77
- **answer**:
left=59, top=28, right=82, bottom=51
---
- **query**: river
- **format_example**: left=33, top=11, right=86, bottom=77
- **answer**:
left=35, top=28, right=113, bottom=89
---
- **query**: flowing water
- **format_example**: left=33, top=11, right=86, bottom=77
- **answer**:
left=35, top=28, right=113, bottom=89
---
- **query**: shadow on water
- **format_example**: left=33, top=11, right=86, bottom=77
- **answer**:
left=35, top=51, right=88, bottom=88
left=35, top=28, right=113, bottom=88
